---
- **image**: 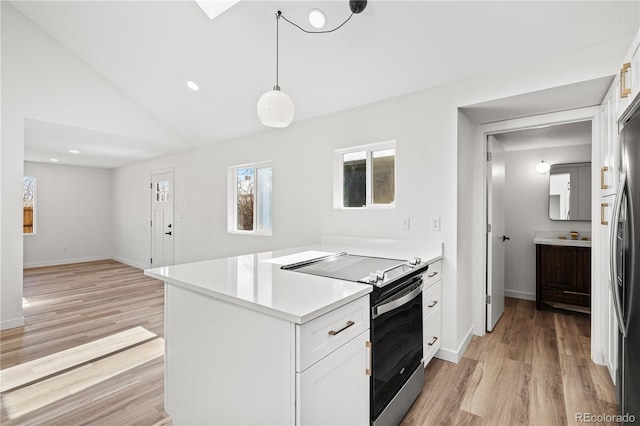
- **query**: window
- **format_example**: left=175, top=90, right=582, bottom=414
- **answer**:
left=334, top=141, right=396, bottom=208
left=23, top=176, right=36, bottom=234
left=228, top=162, right=272, bottom=235
left=154, top=180, right=170, bottom=203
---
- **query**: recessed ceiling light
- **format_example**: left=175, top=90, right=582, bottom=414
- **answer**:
left=186, top=80, right=200, bottom=91
left=69, top=149, right=80, bottom=154
left=308, top=9, right=326, bottom=29
left=49, top=158, right=60, bottom=162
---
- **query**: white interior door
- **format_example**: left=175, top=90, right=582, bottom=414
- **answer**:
left=486, top=136, right=506, bottom=332
left=151, top=172, right=174, bottom=267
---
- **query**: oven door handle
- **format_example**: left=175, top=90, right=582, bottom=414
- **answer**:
left=372, top=283, right=423, bottom=319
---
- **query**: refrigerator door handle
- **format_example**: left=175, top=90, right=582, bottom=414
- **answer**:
left=610, top=172, right=628, bottom=337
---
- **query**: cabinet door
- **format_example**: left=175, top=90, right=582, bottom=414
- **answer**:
left=297, top=330, right=370, bottom=425
left=576, top=247, right=591, bottom=295
left=539, top=245, right=577, bottom=290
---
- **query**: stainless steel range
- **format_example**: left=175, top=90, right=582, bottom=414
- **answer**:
left=282, top=252, right=428, bottom=425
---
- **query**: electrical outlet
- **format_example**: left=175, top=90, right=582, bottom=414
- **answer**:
left=430, top=217, right=441, bottom=231
left=400, top=217, right=410, bottom=230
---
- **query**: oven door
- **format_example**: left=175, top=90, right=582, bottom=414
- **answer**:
left=371, top=278, right=423, bottom=420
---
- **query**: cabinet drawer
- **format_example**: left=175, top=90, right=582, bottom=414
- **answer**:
left=540, top=288, right=590, bottom=308
left=425, top=260, right=442, bottom=287
left=296, top=296, right=370, bottom=372
left=423, top=281, right=441, bottom=323
left=423, top=315, right=441, bottom=367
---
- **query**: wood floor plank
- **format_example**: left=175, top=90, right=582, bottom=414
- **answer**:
left=0, top=326, right=157, bottom=392
left=1, top=338, right=164, bottom=421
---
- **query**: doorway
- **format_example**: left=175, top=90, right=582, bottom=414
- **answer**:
left=151, top=171, right=174, bottom=267
left=479, top=108, right=599, bottom=339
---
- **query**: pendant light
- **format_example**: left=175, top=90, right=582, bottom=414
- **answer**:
left=536, top=161, right=551, bottom=174
left=257, top=12, right=295, bottom=128
left=256, top=2, right=367, bottom=128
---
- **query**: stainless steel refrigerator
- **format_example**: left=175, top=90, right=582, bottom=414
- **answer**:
left=613, top=104, right=640, bottom=422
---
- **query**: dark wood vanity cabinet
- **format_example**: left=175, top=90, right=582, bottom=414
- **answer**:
left=535, top=244, right=591, bottom=312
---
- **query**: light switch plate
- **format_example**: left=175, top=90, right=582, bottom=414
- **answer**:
left=430, top=216, right=441, bottom=231
left=400, top=217, right=410, bottom=230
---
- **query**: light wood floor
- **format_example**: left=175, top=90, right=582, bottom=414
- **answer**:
left=1, top=261, right=618, bottom=425
left=402, top=297, right=619, bottom=426
left=0, top=260, right=167, bottom=425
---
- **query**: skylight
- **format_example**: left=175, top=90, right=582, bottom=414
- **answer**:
left=194, top=0, right=241, bottom=20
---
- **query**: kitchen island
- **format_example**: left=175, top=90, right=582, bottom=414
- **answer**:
left=145, top=237, right=442, bottom=425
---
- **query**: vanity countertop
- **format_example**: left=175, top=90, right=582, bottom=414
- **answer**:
left=533, top=231, right=591, bottom=247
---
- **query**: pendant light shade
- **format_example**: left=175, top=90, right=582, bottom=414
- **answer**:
left=257, top=87, right=295, bottom=128
left=536, top=161, right=551, bottom=174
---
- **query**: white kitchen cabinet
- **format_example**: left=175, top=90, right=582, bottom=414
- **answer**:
left=600, top=194, right=618, bottom=383
left=163, top=283, right=370, bottom=425
left=296, top=330, right=370, bottom=426
left=423, top=259, right=442, bottom=366
left=600, top=86, right=619, bottom=196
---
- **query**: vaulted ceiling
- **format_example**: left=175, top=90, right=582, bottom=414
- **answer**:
left=7, top=1, right=639, bottom=168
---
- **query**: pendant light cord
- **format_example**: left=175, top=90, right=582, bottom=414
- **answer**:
left=277, top=10, right=355, bottom=34
left=275, top=11, right=280, bottom=89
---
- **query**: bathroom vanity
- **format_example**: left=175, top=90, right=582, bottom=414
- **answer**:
left=534, top=236, right=592, bottom=312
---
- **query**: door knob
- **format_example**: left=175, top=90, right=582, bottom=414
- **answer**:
left=167, top=224, right=172, bottom=228
left=502, top=235, right=510, bottom=242
left=165, top=231, right=172, bottom=236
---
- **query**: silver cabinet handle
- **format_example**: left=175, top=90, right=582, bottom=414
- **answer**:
left=427, top=300, right=438, bottom=308
left=428, top=271, right=439, bottom=278
left=328, top=320, right=355, bottom=336
left=427, top=336, right=438, bottom=346
left=365, top=341, right=372, bottom=376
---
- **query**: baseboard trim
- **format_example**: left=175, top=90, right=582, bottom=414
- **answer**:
left=435, top=325, right=474, bottom=364
left=23, top=256, right=111, bottom=269
left=110, top=256, right=147, bottom=271
left=504, top=289, right=536, bottom=301
left=1, top=316, right=25, bottom=331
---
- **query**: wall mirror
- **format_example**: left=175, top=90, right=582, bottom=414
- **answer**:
left=548, top=162, right=591, bottom=221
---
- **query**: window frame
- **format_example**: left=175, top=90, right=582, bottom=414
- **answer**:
left=23, top=176, right=37, bottom=235
left=333, top=140, right=396, bottom=210
left=227, top=161, right=273, bottom=236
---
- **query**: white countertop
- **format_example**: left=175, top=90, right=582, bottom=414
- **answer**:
left=533, top=230, right=592, bottom=247
left=145, top=238, right=443, bottom=324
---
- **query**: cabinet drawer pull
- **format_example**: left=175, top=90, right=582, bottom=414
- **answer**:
left=366, top=341, right=372, bottom=376
left=427, top=300, right=438, bottom=308
left=563, top=290, right=589, bottom=296
left=601, top=166, right=609, bottom=190
left=328, top=320, right=355, bottom=336
left=428, top=271, right=439, bottom=278
left=601, top=203, right=609, bottom=225
left=621, top=62, right=632, bottom=98
left=427, top=336, right=438, bottom=346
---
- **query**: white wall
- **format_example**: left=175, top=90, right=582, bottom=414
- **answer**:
left=0, top=2, right=187, bottom=329
left=503, top=144, right=592, bottom=300
left=23, top=162, right=112, bottom=267
left=1, top=1, right=634, bottom=360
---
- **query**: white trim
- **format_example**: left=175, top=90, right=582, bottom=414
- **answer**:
left=474, top=106, right=602, bottom=365
left=23, top=256, right=112, bottom=269
left=110, top=256, right=147, bottom=270
left=435, top=325, right=474, bottom=364
left=1, top=317, right=25, bottom=331
left=333, top=140, right=397, bottom=209
left=504, top=289, right=536, bottom=301
left=227, top=161, right=273, bottom=236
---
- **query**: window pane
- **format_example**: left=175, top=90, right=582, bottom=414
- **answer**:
left=155, top=181, right=170, bottom=203
left=23, top=177, right=35, bottom=234
left=343, top=151, right=366, bottom=207
left=256, top=167, right=272, bottom=231
left=372, top=149, right=395, bottom=204
left=236, top=168, right=254, bottom=231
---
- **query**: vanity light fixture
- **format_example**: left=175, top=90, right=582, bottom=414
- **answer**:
left=257, top=1, right=368, bottom=128
left=536, top=161, right=551, bottom=174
